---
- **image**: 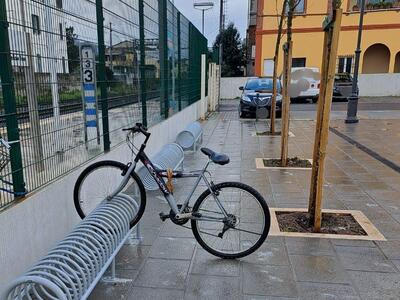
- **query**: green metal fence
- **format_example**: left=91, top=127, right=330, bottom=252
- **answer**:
left=0, top=0, right=208, bottom=210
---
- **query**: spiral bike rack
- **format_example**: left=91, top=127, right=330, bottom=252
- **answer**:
left=175, top=121, right=203, bottom=151
left=2, top=193, right=142, bottom=300
left=137, top=143, right=184, bottom=191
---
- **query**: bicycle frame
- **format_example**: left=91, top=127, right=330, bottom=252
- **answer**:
left=107, top=133, right=228, bottom=221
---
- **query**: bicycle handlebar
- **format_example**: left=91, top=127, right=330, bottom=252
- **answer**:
left=123, top=123, right=150, bottom=137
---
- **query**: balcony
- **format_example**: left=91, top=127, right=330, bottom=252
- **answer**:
left=349, top=0, right=400, bottom=12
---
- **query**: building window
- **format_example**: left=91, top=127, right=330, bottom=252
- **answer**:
left=337, top=56, right=353, bottom=74
left=32, top=14, right=40, bottom=35
left=36, top=54, right=42, bottom=72
left=292, top=57, right=306, bottom=68
left=56, top=0, right=63, bottom=9
left=286, top=0, right=306, bottom=14
left=59, top=23, right=63, bottom=40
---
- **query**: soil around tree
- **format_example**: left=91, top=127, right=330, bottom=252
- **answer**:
left=263, top=157, right=312, bottom=168
left=276, top=211, right=367, bottom=235
left=256, top=131, right=281, bottom=136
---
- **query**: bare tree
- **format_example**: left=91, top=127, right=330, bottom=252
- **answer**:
left=280, top=0, right=300, bottom=166
left=270, top=0, right=288, bottom=135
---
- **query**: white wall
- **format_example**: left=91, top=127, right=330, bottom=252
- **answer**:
left=221, top=75, right=400, bottom=99
left=0, top=99, right=205, bottom=295
left=358, top=74, right=400, bottom=97
left=221, top=77, right=250, bottom=99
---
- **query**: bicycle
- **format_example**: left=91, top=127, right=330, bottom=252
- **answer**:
left=0, top=137, right=26, bottom=197
left=73, top=123, right=270, bottom=259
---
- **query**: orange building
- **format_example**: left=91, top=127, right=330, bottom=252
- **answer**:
left=255, top=0, right=400, bottom=77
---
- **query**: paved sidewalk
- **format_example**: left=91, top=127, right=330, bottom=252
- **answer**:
left=90, top=105, right=400, bottom=299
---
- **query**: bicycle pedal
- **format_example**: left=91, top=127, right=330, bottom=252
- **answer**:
left=159, top=212, right=170, bottom=221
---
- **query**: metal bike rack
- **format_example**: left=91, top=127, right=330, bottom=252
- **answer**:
left=137, top=143, right=184, bottom=191
left=176, top=121, right=203, bottom=151
left=2, top=193, right=142, bottom=300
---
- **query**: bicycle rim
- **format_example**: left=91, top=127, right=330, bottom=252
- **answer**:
left=191, top=182, right=270, bottom=258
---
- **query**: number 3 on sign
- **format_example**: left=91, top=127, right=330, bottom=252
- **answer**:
left=84, top=70, right=93, bottom=83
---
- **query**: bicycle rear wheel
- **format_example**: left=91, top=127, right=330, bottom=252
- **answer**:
left=73, top=160, right=146, bottom=228
left=191, top=182, right=270, bottom=259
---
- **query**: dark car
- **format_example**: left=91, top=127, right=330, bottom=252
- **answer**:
left=239, top=77, right=282, bottom=118
left=333, top=73, right=356, bottom=101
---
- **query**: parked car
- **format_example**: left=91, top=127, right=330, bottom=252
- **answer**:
left=333, top=73, right=356, bottom=101
left=289, top=67, right=320, bottom=103
left=238, top=77, right=282, bottom=118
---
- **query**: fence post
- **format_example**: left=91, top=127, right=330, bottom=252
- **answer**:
left=138, top=0, right=147, bottom=126
left=96, top=0, right=110, bottom=152
left=177, top=12, right=182, bottom=111
left=200, top=54, right=206, bottom=119
left=0, top=0, right=25, bottom=194
left=158, top=0, right=168, bottom=119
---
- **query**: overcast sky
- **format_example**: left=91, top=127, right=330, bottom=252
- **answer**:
left=173, top=0, right=248, bottom=47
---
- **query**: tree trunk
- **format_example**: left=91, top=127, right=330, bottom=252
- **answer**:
left=270, top=0, right=288, bottom=135
left=308, top=8, right=343, bottom=232
left=280, top=0, right=295, bottom=167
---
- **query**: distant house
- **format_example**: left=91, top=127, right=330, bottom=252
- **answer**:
left=105, top=39, right=160, bottom=83
left=7, top=0, right=69, bottom=74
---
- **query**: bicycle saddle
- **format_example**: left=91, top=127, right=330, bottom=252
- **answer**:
left=200, top=148, right=230, bottom=165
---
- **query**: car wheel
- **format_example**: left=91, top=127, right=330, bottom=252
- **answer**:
left=312, top=97, right=318, bottom=104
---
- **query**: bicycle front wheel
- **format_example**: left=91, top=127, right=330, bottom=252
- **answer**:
left=73, top=160, right=146, bottom=228
left=191, top=182, right=270, bottom=259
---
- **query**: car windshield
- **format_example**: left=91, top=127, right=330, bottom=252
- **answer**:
left=335, top=73, right=352, bottom=82
left=245, top=78, right=279, bottom=91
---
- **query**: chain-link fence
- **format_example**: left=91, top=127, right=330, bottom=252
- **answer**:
left=0, top=0, right=208, bottom=210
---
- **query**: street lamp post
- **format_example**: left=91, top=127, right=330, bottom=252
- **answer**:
left=193, top=1, right=214, bottom=35
left=346, top=0, right=366, bottom=124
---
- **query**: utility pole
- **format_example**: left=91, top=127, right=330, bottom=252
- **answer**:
left=217, top=0, right=224, bottom=110
left=45, top=0, right=61, bottom=153
left=109, top=22, right=113, bottom=72
left=345, top=0, right=365, bottom=124
left=19, top=0, right=44, bottom=171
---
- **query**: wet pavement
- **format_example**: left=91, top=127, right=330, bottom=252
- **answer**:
left=90, top=99, right=400, bottom=299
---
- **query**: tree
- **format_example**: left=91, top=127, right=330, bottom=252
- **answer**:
left=270, top=0, right=289, bottom=134
left=66, top=27, right=80, bottom=73
left=280, top=0, right=302, bottom=166
left=213, top=23, right=245, bottom=77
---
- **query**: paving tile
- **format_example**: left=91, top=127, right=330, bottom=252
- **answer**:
left=376, top=240, right=400, bottom=260
left=185, top=274, right=241, bottom=300
left=285, top=238, right=335, bottom=256
left=134, top=258, right=190, bottom=289
left=242, top=242, right=290, bottom=266
left=349, top=271, right=400, bottom=300
left=290, top=255, right=348, bottom=284
left=330, top=239, right=376, bottom=248
left=148, top=237, right=196, bottom=260
left=297, top=282, right=360, bottom=300
left=115, top=245, right=150, bottom=270
left=242, top=263, right=298, bottom=298
left=335, top=245, right=396, bottom=272
left=159, top=221, right=194, bottom=238
left=89, top=269, right=137, bottom=300
left=127, top=287, right=184, bottom=299
left=243, top=296, right=297, bottom=300
left=190, top=248, right=240, bottom=276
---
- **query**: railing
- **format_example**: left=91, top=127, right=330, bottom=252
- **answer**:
left=0, top=0, right=209, bottom=210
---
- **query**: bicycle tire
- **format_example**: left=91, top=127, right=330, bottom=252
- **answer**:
left=73, top=160, right=146, bottom=228
left=191, top=182, right=270, bottom=259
